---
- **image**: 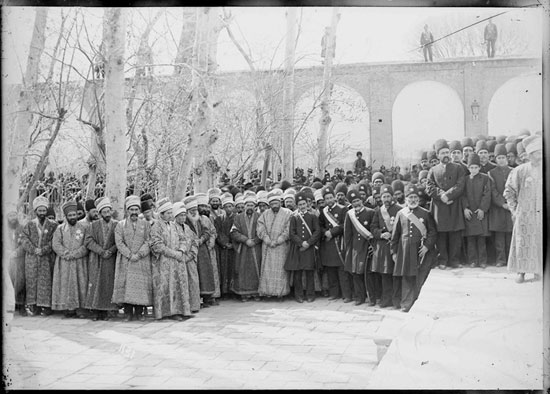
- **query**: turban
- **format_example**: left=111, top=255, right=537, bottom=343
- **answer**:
left=267, top=188, right=283, bottom=203
left=96, top=197, right=112, bottom=213
left=467, top=152, right=481, bottom=167
left=405, top=185, right=419, bottom=197
left=522, top=135, right=542, bottom=154
left=475, top=140, right=488, bottom=153
left=346, top=190, right=361, bottom=203
left=141, top=200, right=154, bottom=212
left=461, top=137, right=474, bottom=149
left=195, top=193, right=209, bottom=206
left=125, top=195, right=141, bottom=209
left=33, top=196, right=49, bottom=211
left=85, top=199, right=96, bottom=212
left=391, top=180, right=404, bottom=193
left=494, top=144, right=507, bottom=157
left=313, top=189, right=324, bottom=202
left=172, top=202, right=187, bottom=218
left=221, top=192, right=234, bottom=207
left=380, top=184, right=393, bottom=196
left=157, top=197, right=173, bottom=214
left=257, top=190, right=268, bottom=204
left=449, top=140, right=462, bottom=152
left=208, top=188, right=222, bottom=202
left=183, top=196, right=198, bottom=211
left=433, top=139, right=449, bottom=153
left=335, top=182, right=348, bottom=196
left=371, top=172, right=385, bottom=183
left=283, top=188, right=296, bottom=202
left=244, top=191, right=257, bottom=204
left=62, top=200, right=78, bottom=216
left=234, top=193, right=244, bottom=205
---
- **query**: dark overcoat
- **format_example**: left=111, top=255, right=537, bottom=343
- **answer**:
left=318, top=203, right=348, bottom=267
left=284, top=212, right=321, bottom=271
left=371, top=203, right=403, bottom=274
left=461, top=173, right=491, bottom=237
left=343, top=207, right=375, bottom=274
left=488, top=166, right=513, bottom=232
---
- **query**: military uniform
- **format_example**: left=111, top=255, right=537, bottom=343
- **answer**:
left=488, top=165, right=513, bottom=266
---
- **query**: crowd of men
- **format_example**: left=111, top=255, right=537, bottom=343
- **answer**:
left=7, top=130, right=543, bottom=322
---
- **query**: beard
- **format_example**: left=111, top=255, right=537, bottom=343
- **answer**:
left=383, top=201, right=391, bottom=208
left=440, top=156, right=450, bottom=164
left=67, top=218, right=78, bottom=226
left=245, top=208, right=254, bottom=215
left=36, top=213, right=46, bottom=222
left=130, top=213, right=139, bottom=220
left=271, top=206, right=280, bottom=213
left=199, top=210, right=210, bottom=217
left=102, top=215, right=112, bottom=222
left=211, top=204, right=220, bottom=210
left=408, top=202, right=419, bottom=209
left=188, top=213, right=199, bottom=223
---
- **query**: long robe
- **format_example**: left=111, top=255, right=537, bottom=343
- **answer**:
left=112, top=218, right=153, bottom=306
left=488, top=166, right=513, bottom=232
left=51, top=222, right=89, bottom=311
left=9, top=222, right=26, bottom=306
left=230, top=212, right=262, bottom=295
left=186, top=217, right=216, bottom=296
left=257, top=208, right=292, bottom=297
left=203, top=215, right=221, bottom=298
left=21, top=218, right=58, bottom=307
left=177, top=223, right=200, bottom=311
left=84, top=218, right=118, bottom=311
left=150, top=219, right=192, bottom=318
left=371, top=203, right=403, bottom=274
left=504, top=162, right=543, bottom=274
left=215, top=212, right=236, bottom=295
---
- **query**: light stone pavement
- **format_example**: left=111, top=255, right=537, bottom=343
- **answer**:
left=3, top=293, right=407, bottom=389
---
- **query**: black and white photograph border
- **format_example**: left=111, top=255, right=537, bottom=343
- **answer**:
left=2, top=0, right=549, bottom=390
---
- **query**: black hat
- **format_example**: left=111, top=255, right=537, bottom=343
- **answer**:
left=494, top=143, right=507, bottom=157
left=85, top=199, right=96, bottom=211
left=76, top=201, right=84, bottom=212
left=434, top=139, right=449, bottom=153
left=380, top=184, right=393, bottom=196
left=405, top=184, right=419, bottom=197
left=391, top=180, right=404, bottom=192
left=335, top=182, right=348, bottom=195
left=346, top=190, right=361, bottom=203
left=280, top=180, right=292, bottom=191
left=322, top=186, right=335, bottom=198
left=372, top=185, right=381, bottom=195
left=46, top=206, right=56, bottom=218
left=475, top=140, right=488, bottom=153
left=296, top=192, right=307, bottom=204
left=311, top=181, right=323, bottom=190
left=428, top=151, right=438, bottom=161
left=372, top=172, right=385, bottom=183
left=468, top=152, right=481, bottom=167
left=141, top=200, right=154, bottom=212
left=461, top=137, right=474, bottom=149
left=449, top=140, right=462, bottom=152
left=486, top=140, right=497, bottom=153
left=140, top=193, right=154, bottom=202
left=505, top=142, right=517, bottom=155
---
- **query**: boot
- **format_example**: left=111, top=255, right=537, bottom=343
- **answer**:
left=134, top=306, right=145, bottom=322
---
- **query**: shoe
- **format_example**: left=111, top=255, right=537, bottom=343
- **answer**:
left=451, top=264, right=460, bottom=269
left=64, top=311, right=77, bottom=319
left=479, top=263, right=487, bottom=269
left=496, top=262, right=505, bottom=267
left=124, top=314, right=134, bottom=322
left=322, top=291, right=329, bottom=297
left=401, top=307, right=411, bottom=313
left=91, top=314, right=99, bottom=321
left=209, top=299, right=220, bottom=306
left=306, top=297, right=315, bottom=303
left=328, top=296, right=339, bottom=301
left=191, top=310, right=199, bottom=314
left=171, top=315, right=184, bottom=321
left=295, top=298, right=304, bottom=303
left=515, top=273, right=525, bottom=284
left=277, top=296, right=284, bottom=302
left=40, top=307, right=53, bottom=317
left=355, top=300, right=365, bottom=306
left=182, top=315, right=195, bottom=320
left=438, top=265, right=446, bottom=270
left=379, top=302, right=392, bottom=308
left=201, top=303, right=210, bottom=308
left=457, top=264, right=464, bottom=268
left=343, top=298, right=353, bottom=303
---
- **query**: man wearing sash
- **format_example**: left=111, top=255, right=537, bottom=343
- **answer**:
left=284, top=192, right=321, bottom=303
left=231, top=195, right=263, bottom=301
left=257, top=188, right=292, bottom=299
left=391, top=185, right=437, bottom=312
left=318, top=186, right=352, bottom=302
left=372, top=185, right=403, bottom=308
left=343, top=189, right=375, bottom=306
left=215, top=192, right=236, bottom=299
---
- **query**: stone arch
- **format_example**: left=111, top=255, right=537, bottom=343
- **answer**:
left=391, top=80, right=464, bottom=167
left=293, top=82, right=370, bottom=172
left=487, top=73, right=542, bottom=136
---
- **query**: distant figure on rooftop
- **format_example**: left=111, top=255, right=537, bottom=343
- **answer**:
left=420, top=24, right=434, bottom=62
left=484, top=19, right=498, bottom=58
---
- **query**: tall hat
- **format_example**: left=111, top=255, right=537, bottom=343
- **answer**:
left=522, top=135, right=542, bottom=154
left=62, top=200, right=78, bottom=216
left=96, top=197, right=112, bottom=213
left=505, top=142, right=517, bottom=155
left=140, top=193, right=154, bottom=202
left=322, top=185, right=335, bottom=198
left=405, top=184, right=419, bottom=197
left=76, top=200, right=84, bottom=212
left=141, top=200, right=154, bottom=212
left=157, top=197, right=173, bottom=214
left=346, top=189, right=361, bottom=203
left=172, top=202, right=187, bottom=217
left=418, top=170, right=429, bottom=180
left=125, top=195, right=141, bottom=209
left=449, top=140, right=462, bottom=152
left=283, top=188, right=296, bottom=202
left=496, top=135, right=507, bottom=144
left=221, top=192, right=234, bottom=207
left=467, top=152, right=481, bottom=167
left=311, top=181, right=323, bottom=190
left=427, top=150, right=438, bottom=161
left=33, top=196, right=49, bottom=211
left=257, top=190, right=269, bottom=204
left=461, top=137, right=474, bottom=149
left=300, top=187, right=315, bottom=202
left=280, top=180, right=292, bottom=191
left=267, top=188, right=284, bottom=203
left=371, top=172, right=385, bottom=183
left=380, top=184, right=393, bottom=196
left=335, top=182, right=348, bottom=196
left=46, top=206, right=56, bottom=218
left=420, top=151, right=428, bottom=161
left=475, top=140, right=488, bottom=153
left=244, top=190, right=257, bottom=204
left=476, top=134, right=487, bottom=141
left=207, top=187, right=222, bottom=202
left=183, top=195, right=198, bottom=211
left=391, top=179, right=404, bottom=193
left=195, top=193, right=209, bottom=206
left=234, top=193, right=244, bottom=205
left=358, top=183, right=369, bottom=195
left=313, top=188, right=324, bottom=202
left=84, top=198, right=96, bottom=212
left=295, top=192, right=308, bottom=204
left=494, top=143, right=507, bottom=157
left=433, top=139, right=449, bottom=153
left=486, top=140, right=497, bottom=153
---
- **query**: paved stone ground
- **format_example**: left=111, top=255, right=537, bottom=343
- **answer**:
left=3, top=294, right=407, bottom=389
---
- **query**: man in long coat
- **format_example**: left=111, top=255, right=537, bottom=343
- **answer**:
left=343, top=189, right=375, bottom=306
left=426, top=139, right=466, bottom=269
left=113, top=195, right=153, bottom=321
left=488, top=144, right=513, bottom=267
left=257, top=188, right=292, bottom=299
left=391, top=185, right=437, bottom=312
left=20, top=196, right=58, bottom=316
left=504, top=135, right=543, bottom=283
left=8, top=211, right=27, bottom=316
left=150, top=198, right=193, bottom=321
left=84, top=197, right=118, bottom=320
left=231, top=194, right=263, bottom=301
left=215, top=193, right=236, bottom=299
left=371, top=185, right=403, bottom=308
left=319, top=186, right=352, bottom=301
left=284, top=192, right=321, bottom=303
left=51, top=201, right=89, bottom=318
left=196, top=192, right=221, bottom=303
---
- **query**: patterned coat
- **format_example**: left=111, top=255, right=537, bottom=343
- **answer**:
left=343, top=207, right=376, bottom=274
left=202, top=215, right=221, bottom=298
left=177, top=222, right=200, bottom=311
left=426, top=162, right=466, bottom=232
left=461, top=173, right=491, bottom=237
left=84, top=218, right=118, bottom=310
left=371, top=203, right=403, bottom=274
left=488, top=165, right=513, bottom=232
left=230, top=212, right=262, bottom=295
left=186, top=217, right=215, bottom=296
left=257, top=208, right=292, bottom=297
left=112, top=218, right=153, bottom=306
left=284, top=212, right=321, bottom=271
left=390, top=206, right=437, bottom=277
left=318, top=203, right=348, bottom=267
left=51, top=222, right=89, bottom=310
left=20, top=218, right=58, bottom=307
left=150, top=219, right=192, bottom=318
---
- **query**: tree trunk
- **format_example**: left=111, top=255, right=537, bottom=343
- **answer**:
left=316, top=8, right=340, bottom=178
left=103, top=8, right=127, bottom=218
left=281, top=7, right=297, bottom=182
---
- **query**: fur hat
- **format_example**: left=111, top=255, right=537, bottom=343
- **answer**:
left=335, top=182, right=348, bottom=196
left=380, top=184, right=393, bottom=196
left=467, top=152, right=481, bottom=167
left=433, top=139, right=449, bottom=153
left=494, top=144, right=507, bottom=157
